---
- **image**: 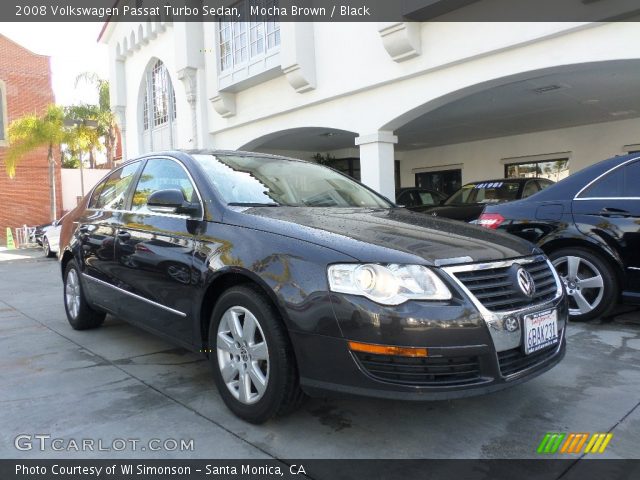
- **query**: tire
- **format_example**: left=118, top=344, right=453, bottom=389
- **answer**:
left=63, top=260, right=106, bottom=330
left=43, top=237, right=55, bottom=258
left=208, top=285, right=305, bottom=423
left=549, top=247, right=618, bottom=322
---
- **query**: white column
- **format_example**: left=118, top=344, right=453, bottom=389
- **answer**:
left=355, top=131, right=398, bottom=201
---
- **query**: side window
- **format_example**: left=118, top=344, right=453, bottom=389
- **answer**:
left=417, top=191, right=435, bottom=205
left=579, top=168, right=624, bottom=199
left=522, top=180, right=539, bottom=199
left=131, top=159, right=197, bottom=213
left=397, top=192, right=414, bottom=207
left=537, top=180, right=553, bottom=191
left=624, top=161, right=640, bottom=197
left=88, top=180, right=106, bottom=209
left=95, top=162, right=140, bottom=210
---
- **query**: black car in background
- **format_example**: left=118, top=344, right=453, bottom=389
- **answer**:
left=58, top=150, right=567, bottom=423
left=480, top=154, right=640, bottom=321
left=427, top=178, right=555, bottom=222
left=396, top=187, right=448, bottom=212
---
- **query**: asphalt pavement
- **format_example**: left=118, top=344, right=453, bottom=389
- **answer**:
left=0, top=248, right=638, bottom=461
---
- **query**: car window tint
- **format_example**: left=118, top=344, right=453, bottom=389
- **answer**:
left=397, top=192, right=413, bottom=206
left=579, top=168, right=624, bottom=198
left=95, top=162, right=140, bottom=210
left=624, top=161, right=640, bottom=197
left=132, top=159, right=196, bottom=213
left=417, top=191, right=435, bottom=205
left=522, top=181, right=539, bottom=198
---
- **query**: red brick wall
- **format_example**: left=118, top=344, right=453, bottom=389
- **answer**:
left=0, top=34, right=60, bottom=246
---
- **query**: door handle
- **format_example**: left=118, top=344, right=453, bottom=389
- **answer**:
left=599, top=208, right=631, bottom=218
left=116, top=231, right=131, bottom=241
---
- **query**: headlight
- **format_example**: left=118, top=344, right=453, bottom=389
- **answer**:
left=327, top=264, right=452, bottom=305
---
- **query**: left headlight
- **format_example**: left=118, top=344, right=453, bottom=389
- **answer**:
left=327, top=264, right=452, bottom=305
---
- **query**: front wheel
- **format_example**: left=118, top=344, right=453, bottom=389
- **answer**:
left=549, top=247, right=618, bottom=322
left=208, top=285, right=304, bottom=423
left=63, top=261, right=106, bottom=330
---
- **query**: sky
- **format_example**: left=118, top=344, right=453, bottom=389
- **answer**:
left=0, top=22, right=109, bottom=106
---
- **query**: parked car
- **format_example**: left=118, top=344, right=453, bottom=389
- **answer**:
left=34, top=223, right=50, bottom=246
left=396, top=187, right=448, bottom=213
left=479, top=153, right=640, bottom=321
left=59, top=150, right=567, bottom=423
left=426, top=178, right=555, bottom=222
left=41, top=215, right=66, bottom=258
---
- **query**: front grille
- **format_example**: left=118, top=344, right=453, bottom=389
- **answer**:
left=353, top=351, right=483, bottom=386
left=454, top=258, right=558, bottom=312
left=497, top=332, right=562, bottom=377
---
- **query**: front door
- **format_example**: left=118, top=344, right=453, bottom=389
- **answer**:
left=112, top=157, right=203, bottom=344
left=572, top=158, right=640, bottom=298
left=78, top=162, right=141, bottom=313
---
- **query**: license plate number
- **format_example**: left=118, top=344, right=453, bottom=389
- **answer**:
left=524, top=309, right=558, bottom=355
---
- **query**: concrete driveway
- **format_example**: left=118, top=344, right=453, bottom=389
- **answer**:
left=1, top=249, right=639, bottom=460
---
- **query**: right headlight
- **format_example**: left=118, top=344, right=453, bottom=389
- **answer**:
left=327, top=263, right=452, bottom=305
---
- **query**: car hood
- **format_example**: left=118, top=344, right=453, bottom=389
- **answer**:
left=223, top=207, right=536, bottom=265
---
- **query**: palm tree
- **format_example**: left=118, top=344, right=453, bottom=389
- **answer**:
left=75, top=72, right=119, bottom=169
left=4, top=104, right=68, bottom=221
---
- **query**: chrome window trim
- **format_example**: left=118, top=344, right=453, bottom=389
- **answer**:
left=441, top=255, right=565, bottom=353
left=574, top=197, right=640, bottom=201
left=82, top=273, right=187, bottom=318
left=85, top=156, right=205, bottom=222
left=573, top=156, right=640, bottom=200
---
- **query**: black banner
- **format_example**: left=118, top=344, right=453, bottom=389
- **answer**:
left=3, top=0, right=640, bottom=22
left=1, top=460, right=640, bottom=480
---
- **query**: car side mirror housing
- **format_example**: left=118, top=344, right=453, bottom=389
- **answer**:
left=147, top=189, right=200, bottom=216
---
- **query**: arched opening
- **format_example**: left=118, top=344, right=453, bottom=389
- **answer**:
left=139, top=58, right=178, bottom=153
left=237, top=127, right=399, bottom=186
left=382, top=60, right=640, bottom=194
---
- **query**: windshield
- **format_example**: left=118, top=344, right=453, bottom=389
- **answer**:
left=193, top=154, right=392, bottom=208
left=445, top=181, right=520, bottom=205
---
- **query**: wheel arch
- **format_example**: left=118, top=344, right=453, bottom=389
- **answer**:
left=539, top=237, right=625, bottom=287
left=198, top=270, right=294, bottom=356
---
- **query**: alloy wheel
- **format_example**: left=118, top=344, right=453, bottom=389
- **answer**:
left=65, top=269, right=81, bottom=319
left=216, top=306, right=269, bottom=405
left=43, top=239, right=50, bottom=257
left=552, top=255, right=605, bottom=316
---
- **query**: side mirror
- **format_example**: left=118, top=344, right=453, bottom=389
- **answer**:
left=147, top=189, right=200, bottom=216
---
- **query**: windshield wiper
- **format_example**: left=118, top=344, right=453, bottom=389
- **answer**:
left=227, top=202, right=280, bottom=207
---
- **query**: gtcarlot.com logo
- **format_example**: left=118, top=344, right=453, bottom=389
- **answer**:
left=537, top=432, right=613, bottom=454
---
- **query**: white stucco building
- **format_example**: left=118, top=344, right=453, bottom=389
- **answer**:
left=99, top=5, right=640, bottom=200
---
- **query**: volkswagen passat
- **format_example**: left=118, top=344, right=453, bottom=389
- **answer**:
left=58, top=151, right=567, bottom=423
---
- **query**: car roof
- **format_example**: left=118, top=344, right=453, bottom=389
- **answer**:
left=526, top=152, right=640, bottom=200
left=463, top=178, right=550, bottom=185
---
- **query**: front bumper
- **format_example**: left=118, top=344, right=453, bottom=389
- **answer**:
left=293, top=256, right=568, bottom=400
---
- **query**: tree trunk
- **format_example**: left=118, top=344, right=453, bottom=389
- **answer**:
left=48, top=143, right=57, bottom=222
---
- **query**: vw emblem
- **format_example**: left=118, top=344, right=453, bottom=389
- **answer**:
left=504, top=317, right=519, bottom=332
left=517, top=268, right=536, bottom=298
left=431, top=212, right=438, bottom=217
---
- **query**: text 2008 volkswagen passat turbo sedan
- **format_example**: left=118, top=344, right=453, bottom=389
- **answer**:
left=59, top=150, right=567, bottom=423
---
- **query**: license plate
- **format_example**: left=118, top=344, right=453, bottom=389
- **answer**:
left=524, top=309, right=558, bottom=355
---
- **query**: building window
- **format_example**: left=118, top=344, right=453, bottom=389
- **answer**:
left=143, top=60, right=177, bottom=132
left=415, top=169, right=462, bottom=196
left=0, top=80, right=7, bottom=145
left=218, top=0, right=281, bottom=73
left=505, top=159, right=569, bottom=182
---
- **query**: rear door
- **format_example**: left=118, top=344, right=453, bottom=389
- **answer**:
left=572, top=158, right=640, bottom=296
left=78, top=162, right=141, bottom=312
left=112, top=157, right=203, bottom=343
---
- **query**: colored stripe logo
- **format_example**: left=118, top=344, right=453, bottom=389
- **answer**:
left=537, top=432, right=613, bottom=454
